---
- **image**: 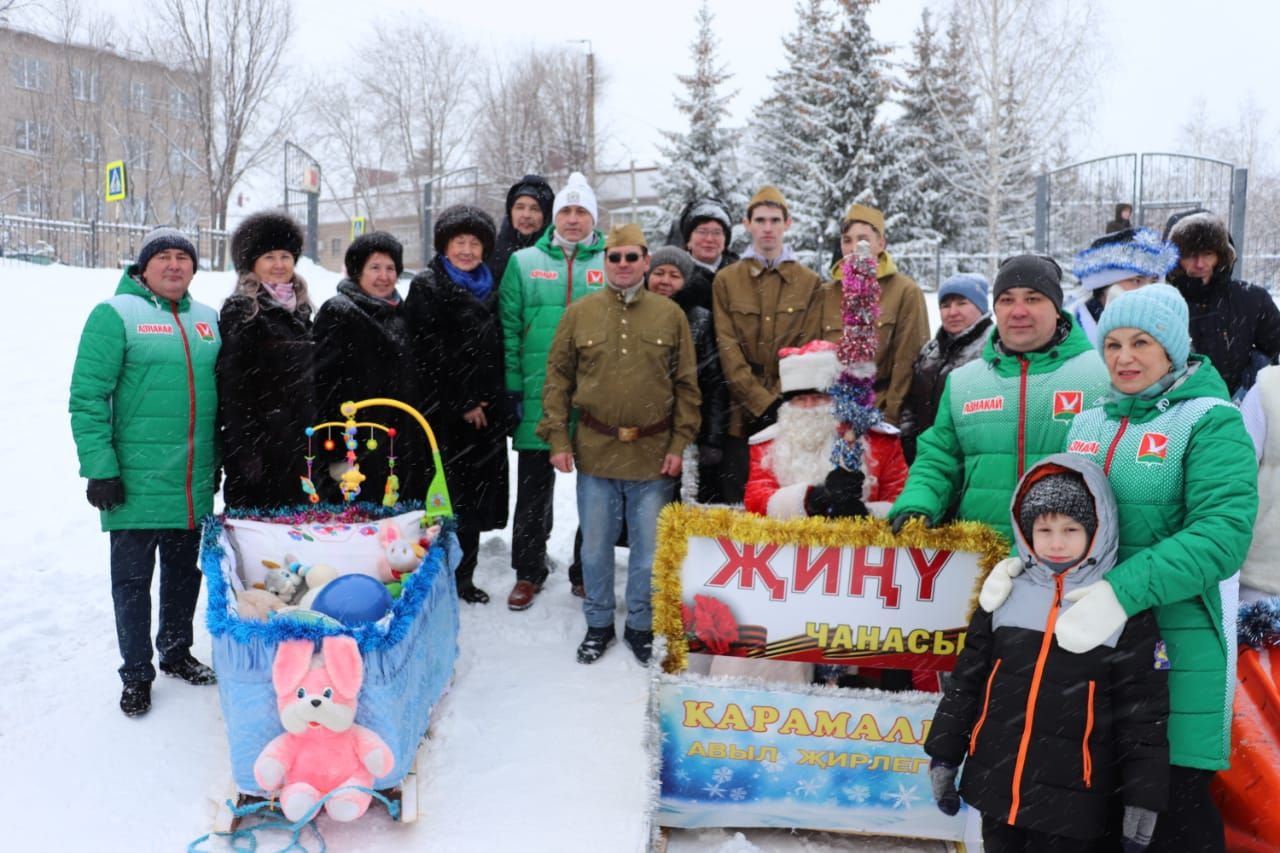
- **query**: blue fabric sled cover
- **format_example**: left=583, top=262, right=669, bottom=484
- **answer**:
left=200, top=503, right=460, bottom=794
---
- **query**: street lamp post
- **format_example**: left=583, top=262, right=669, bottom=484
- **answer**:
left=570, top=39, right=595, bottom=178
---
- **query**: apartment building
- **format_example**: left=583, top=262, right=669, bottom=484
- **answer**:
left=0, top=25, right=209, bottom=233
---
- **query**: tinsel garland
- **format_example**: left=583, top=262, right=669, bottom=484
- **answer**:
left=829, top=249, right=883, bottom=472
left=651, top=503, right=1009, bottom=674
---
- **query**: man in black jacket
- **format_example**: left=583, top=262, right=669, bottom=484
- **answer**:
left=486, top=175, right=554, bottom=286
left=1167, top=211, right=1280, bottom=398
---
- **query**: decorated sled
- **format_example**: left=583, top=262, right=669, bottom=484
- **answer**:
left=198, top=399, right=460, bottom=834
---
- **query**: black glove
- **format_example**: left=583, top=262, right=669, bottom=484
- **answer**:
left=890, top=511, right=931, bottom=534
left=746, top=398, right=782, bottom=435
left=805, top=469, right=869, bottom=518
left=698, top=444, right=724, bottom=467
left=929, top=758, right=961, bottom=816
left=86, top=477, right=125, bottom=511
left=1122, top=805, right=1158, bottom=853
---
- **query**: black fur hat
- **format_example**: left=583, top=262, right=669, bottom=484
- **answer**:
left=1168, top=211, right=1235, bottom=272
left=344, top=231, right=404, bottom=280
left=434, top=204, right=497, bottom=259
left=678, top=197, right=733, bottom=245
left=230, top=210, right=304, bottom=275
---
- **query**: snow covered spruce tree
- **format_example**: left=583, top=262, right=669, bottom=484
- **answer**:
left=888, top=7, right=977, bottom=254
left=753, top=0, right=892, bottom=268
left=655, top=0, right=748, bottom=237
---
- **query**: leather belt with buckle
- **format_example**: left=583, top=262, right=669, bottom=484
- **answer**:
left=581, top=411, right=672, bottom=442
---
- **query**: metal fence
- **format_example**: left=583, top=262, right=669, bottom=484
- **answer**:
left=0, top=214, right=229, bottom=270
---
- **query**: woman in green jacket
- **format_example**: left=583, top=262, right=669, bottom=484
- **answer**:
left=983, top=284, right=1257, bottom=852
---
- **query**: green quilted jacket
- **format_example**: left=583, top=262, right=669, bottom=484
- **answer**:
left=69, top=271, right=220, bottom=530
left=890, top=316, right=1110, bottom=544
left=1065, top=356, right=1256, bottom=769
left=499, top=228, right=607, bottom=450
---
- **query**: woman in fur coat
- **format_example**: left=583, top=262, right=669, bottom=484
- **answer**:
left=216, top=211, right=315, bottom=509
left=312, top=232, right=427, bottom=507
left=405, top=205, right=511, bottom=603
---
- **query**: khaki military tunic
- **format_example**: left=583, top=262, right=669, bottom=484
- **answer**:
left=711, top=258, right=823, bottom=437
left=538, top=285, right=701, bottom=481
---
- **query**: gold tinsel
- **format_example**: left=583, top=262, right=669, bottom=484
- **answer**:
left=654, top=504, right=1009, bottom=674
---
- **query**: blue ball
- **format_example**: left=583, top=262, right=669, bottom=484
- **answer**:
left=310, top=575, right=392, bottom=628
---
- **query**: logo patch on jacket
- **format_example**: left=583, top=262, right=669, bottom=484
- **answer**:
left=586, top=269, right=604, bottom=286
left=1153, top=640, right=1170, bottom=670
left=962, top=396, right=1004, bottom=415
left=530, top=269, right=559, bottom=280
left=195, top=321, right=215, bottom=342
left=1136, top=432, right=1168, bottom=465
left=1068, top=439, right=1101, bottom=455
left=136, top=323, right=174, bottom=334
left=1052, top=390, right=1083, bottom=421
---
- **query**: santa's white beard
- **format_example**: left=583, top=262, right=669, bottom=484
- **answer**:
left=763, top=402, right=838, bottom=487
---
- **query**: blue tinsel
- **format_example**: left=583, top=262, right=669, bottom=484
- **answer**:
left=199, top=501, right=455, bottom=654
left=1238, top=597, right=1280, bottom=649
left=1072, top=227, right=1178, bottom=284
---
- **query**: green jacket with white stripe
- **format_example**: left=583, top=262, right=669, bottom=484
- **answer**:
left=69, top=270, right=221, bottom=530
left=1065, top=356, right=1256, bottom=769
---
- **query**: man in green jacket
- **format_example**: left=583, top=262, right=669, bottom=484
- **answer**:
left=499, top=171, right=606, bottom=610
left=539, top=224, right=701, bottom=664
left=889, top=255, right=1111, bottom=545
left=69, top=227, right=221, bottom=717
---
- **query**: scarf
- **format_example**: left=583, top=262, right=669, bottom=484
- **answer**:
left=442, top=257, right=494, bottom=300
left=262, top=280, right=297, bottom=311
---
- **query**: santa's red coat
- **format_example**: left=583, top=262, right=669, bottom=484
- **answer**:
left=744, top=425, right=908, bottom=518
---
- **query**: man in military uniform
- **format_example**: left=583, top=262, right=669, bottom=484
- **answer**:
left=539, top=224, right=701, bottom=665
left=712, top=185, right=824, bottom=502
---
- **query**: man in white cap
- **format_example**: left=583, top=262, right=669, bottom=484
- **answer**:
left=499, top=171, right=607, bottom=610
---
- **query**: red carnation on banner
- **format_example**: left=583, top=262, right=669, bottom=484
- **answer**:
left=685, top=594, right=739, bottom=655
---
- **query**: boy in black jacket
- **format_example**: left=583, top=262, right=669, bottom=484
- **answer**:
left=925, top=454, right=1168, bottom=853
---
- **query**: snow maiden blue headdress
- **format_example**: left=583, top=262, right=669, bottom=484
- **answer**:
left=1071, top=227, right=1179, bottom=291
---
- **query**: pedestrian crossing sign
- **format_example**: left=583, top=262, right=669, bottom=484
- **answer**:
left=105, top=160, right=127, bottom=202
left=351, top=216, right=367, bottom=239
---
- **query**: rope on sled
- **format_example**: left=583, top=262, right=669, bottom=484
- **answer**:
left=187, top=785, right=401, bottom=853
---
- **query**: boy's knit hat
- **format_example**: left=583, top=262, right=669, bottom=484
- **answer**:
left=938, top=272, right=990, bottom=315
left=1071, top=227, right=1179, bottom=291
left=1095, top=283, right=1191, bottom=368
left=1018, top=471, right=1097, bottom=546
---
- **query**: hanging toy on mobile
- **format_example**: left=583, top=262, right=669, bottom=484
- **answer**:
left=302, top=398, right=453, bottom=521
left=829, top=239, right=883, bottom=473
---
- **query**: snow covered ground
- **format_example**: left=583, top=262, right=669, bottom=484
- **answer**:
left=1, top=257, right=948, bottom=852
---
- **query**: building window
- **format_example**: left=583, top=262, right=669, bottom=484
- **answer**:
left=12, top=56, right=50, bottom=92
left=76, top=131, right=99, bottom=163
left=15, top=120, right=50, bottom=153
left=169, top=144, right=199, bottom=176
left=73, top=190, right=100, bottom=221
left=126, top=80, right=147, bottom=112
left=331, top=237, right=340, bottom=255
left=124, top=136, right=150, bottom=171
left=71, top=68, right=100, bottom=102
left=170, top=86, right=196, bottom=120
left=14, top=186, right=44, bottom=216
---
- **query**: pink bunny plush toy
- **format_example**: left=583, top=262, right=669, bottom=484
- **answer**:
left=253, top=636, right=393, bottom=822
left=375, top=519, right=424, bottom=585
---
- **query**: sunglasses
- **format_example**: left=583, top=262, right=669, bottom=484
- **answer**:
left=607, top=251, right=643, bottom=264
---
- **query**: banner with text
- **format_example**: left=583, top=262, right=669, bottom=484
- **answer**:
left=678, top=531, right=984, bottom=670
left=653, top=675, right=966, bottom=839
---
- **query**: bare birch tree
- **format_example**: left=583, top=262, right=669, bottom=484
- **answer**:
left=147, top=0, right=296, bottom=242
left=941, top=0, right=1099, bottom=266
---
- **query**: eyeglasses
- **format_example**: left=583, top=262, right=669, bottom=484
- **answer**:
left=607, top=251, right=643, bottom=263
left=691, top=226, right=724, bottom=238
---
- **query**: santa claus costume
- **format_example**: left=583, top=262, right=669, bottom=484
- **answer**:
left=743, top=341, right=907, bottom=519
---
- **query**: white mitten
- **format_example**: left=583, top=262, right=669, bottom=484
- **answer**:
left=978, top=557, right=1025, bottom=612
left=1055, top=581, right=1127, bottom=653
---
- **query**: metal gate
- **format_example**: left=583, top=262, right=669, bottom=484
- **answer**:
left=284, top=141, right=321, bottom=262
left=1036, top=153, right=1247, bottom=277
